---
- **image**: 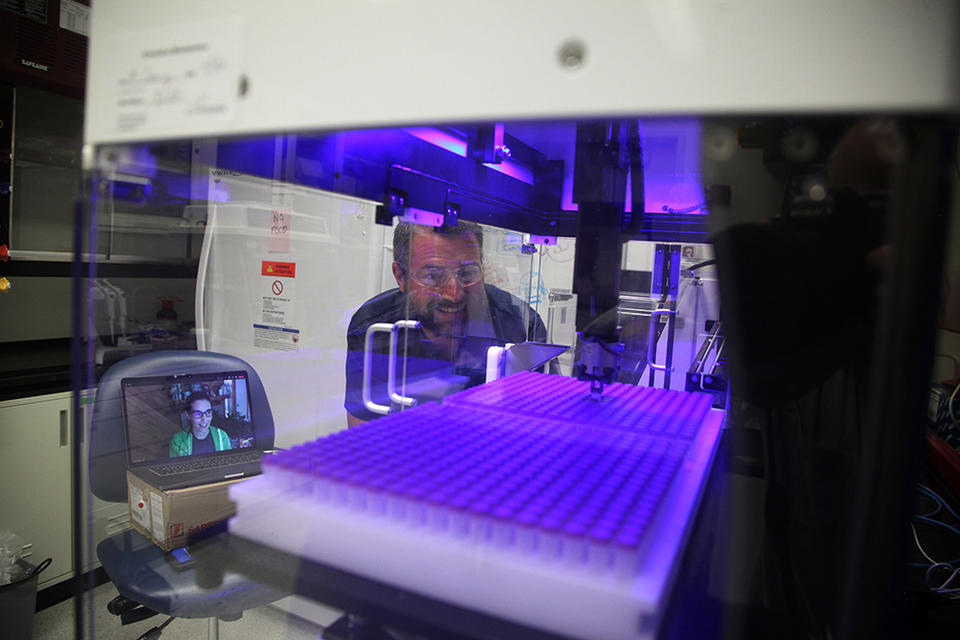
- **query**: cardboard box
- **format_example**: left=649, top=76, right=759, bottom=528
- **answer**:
left=126, top=470, right=245, bottom=551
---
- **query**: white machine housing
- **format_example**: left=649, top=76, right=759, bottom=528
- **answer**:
left=84, top=0, right=959, bottom=147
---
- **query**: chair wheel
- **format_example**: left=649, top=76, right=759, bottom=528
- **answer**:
left=107, top=595, right=138, bottom=616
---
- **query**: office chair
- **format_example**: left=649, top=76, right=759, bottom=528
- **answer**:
left=88, top=350, right=287, bottom=639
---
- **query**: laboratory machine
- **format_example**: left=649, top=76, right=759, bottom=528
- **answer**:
left=72, top=2, right=960, bottom=639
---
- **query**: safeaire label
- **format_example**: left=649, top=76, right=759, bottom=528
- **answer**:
left=261, top=261, right=296, bottom=277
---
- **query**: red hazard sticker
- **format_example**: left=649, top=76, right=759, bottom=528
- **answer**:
left=261, top=261, right=296, bottom=277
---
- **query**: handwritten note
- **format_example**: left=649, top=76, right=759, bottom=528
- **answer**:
left=106, top=19, right=242, bottom=136
left=269, top=208, right=292, bottom=253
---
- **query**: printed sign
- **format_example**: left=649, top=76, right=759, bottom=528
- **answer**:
left=59, top=0, right=90, bottom=36
left=261, top=272, right=294, bottom=325
left=261, top=261, right=296, bottom=277
left=253, top=324, right=301, bottom=351
left=150, top=492, right=165, bottom=542
left=129, top=483, right=150, bottom=529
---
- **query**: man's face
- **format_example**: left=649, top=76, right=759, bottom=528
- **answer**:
left=187, top=398, right=212, bottom=440
left=394, top=230, right=483, bottom=338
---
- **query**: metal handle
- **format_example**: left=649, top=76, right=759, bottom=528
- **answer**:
left=194, top=205, right=217, bottom=351
left=388, top=320, right=421, bottom=407
left=701, top=337, right=727, bottom=391
left=647, top=309, right=676, bottom=372
left=59, top=409, right=69, bottom=447
left=362, top=320, right=421, bottom=416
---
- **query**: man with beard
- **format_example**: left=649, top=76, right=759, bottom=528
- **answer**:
left=344, top=221, right=549, bottom=425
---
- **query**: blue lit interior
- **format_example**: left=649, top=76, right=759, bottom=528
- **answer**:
left=640, top=119, right=706, bottom=215
left=176, top=119, right=710, bottom=240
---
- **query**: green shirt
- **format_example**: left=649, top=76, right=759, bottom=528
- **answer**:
left=169, top=426, right=232, bottom=457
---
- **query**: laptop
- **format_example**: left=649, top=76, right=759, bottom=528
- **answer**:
left=121, top=370, right=265, bottom=490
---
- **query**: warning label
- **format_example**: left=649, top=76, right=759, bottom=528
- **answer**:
left=262, top=277, right=292, bottom=321
left=260, top=269, right=295, bottom=328
left=129, top=483, right=150, bottom=529
left=254, top=324, right=301, bottom=351
left=261, top=295, right=290, bottom=325
left=150, top=492, right=165, bottom=541
left=261, top=261, right=296, bottom=277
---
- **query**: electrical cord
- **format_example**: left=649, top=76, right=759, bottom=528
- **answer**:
left=920, top=484, right=960, bottom=522
left=918, top=486, right=944, bottom=517
left=687, top=259, right=717, bottom=272
left=913, top=523, right=940, bottom=565
left=915, top=514, right=960, bottom=539
left=948, top=382, right=960, bottom=428
left=919, top=503, right=942, bottom=519
left=662, top=202, right=707, bottom=214
left=911, top=484, right=960, bottom=570
left=935, top=353, right=960, bottom=427
left=926, top=563, right=960, bottom=597
left=136, top=616, right=174, bottom=640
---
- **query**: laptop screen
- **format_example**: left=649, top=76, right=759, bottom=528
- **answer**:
left=121, top=370, right=255, bottom=465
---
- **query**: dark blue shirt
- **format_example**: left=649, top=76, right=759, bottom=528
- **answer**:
left=345, top=284, right=548, bottom=421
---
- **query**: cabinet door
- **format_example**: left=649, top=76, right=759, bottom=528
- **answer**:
left=0, top=394, right=73, bottom=588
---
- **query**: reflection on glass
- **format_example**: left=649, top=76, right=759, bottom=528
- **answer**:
left=76, top=113, right=957, bottom=640
left=345, top=221, right=550, bottom=424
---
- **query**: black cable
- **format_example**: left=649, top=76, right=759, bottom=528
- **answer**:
left=662, top=201, right=707, bottom=214
left=137, top=616, right=174, bottom=640
left=687, top=259, right=716, bottom=271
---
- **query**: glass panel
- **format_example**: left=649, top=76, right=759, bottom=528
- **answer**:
left=617, top=240, right=720, bottom=390
left=196, top=166, right=384, bottom=441
left=72, top=115, right=957, bottom=640
left=349, top=220, right=559, bottom=423
left=541, top=237, right=578, bottom=376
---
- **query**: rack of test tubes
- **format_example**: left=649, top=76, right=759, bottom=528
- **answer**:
left=228, top=372, right=725, bottom=640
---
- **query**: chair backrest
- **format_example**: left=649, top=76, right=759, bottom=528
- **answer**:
left=89, top=350, right=275, bottom=502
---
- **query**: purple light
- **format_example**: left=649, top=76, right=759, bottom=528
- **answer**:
left=641, top=118, right=706, bottom=215
left=482, top=159, right=534, bottom=185
left=557, top=119, right=706, bottom=214
left=561, top=158, right=579, bottom=211
left=405, top=127, right=467, bottom=157
left=624, top=164, right=632, bottom=214
left=529, top=234, right=557, bottom=246
left=230, top=371, right=725, bottom=640
left=405, top=127, right=534, bottom=185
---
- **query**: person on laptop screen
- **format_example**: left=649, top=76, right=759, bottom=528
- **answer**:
left=169, top=392, right=233, bottom=457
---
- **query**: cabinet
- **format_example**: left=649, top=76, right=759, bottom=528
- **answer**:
left=0, top=390, right=128, bottom=589
left=0, top=392, right=73, bottom=587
